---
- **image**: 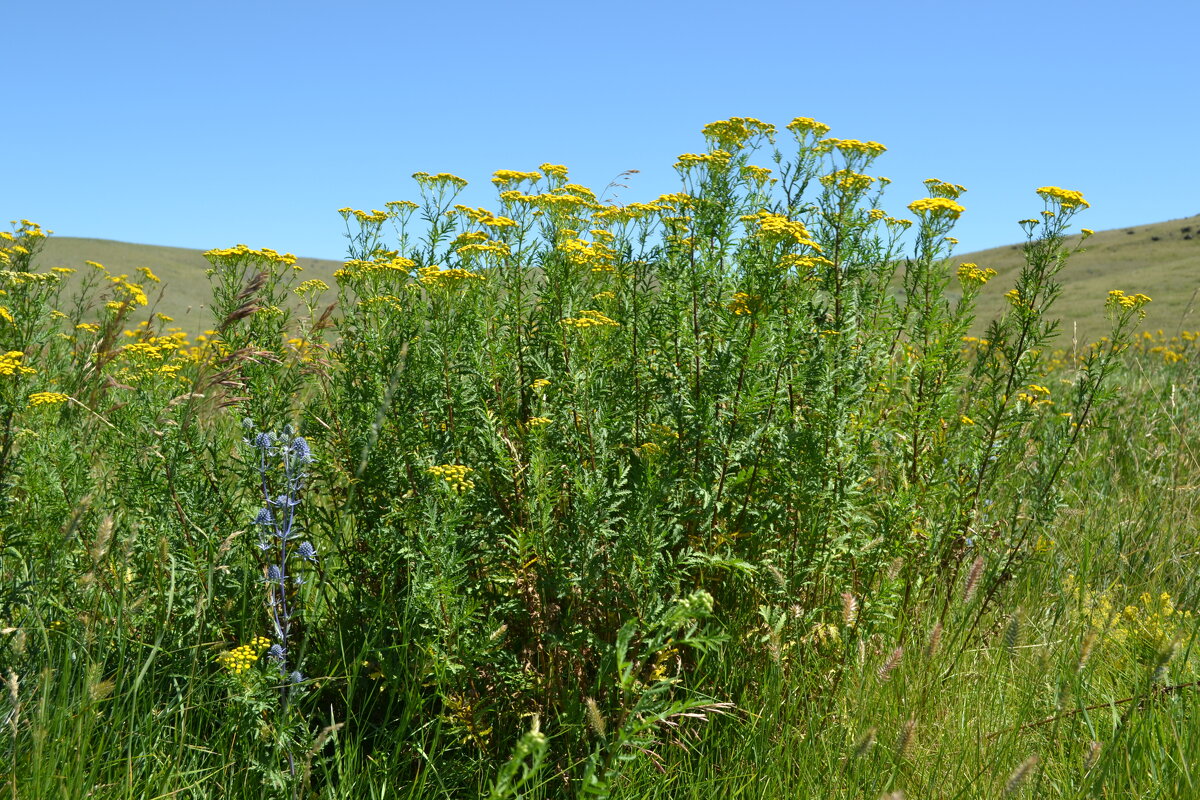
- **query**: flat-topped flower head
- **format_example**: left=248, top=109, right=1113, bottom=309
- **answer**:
left=923, top=178, right=967, bottom=200
left=491, top=169, right=543, bottom=186
left=1036, top=186, right=1090, bottom=209
left=907, top=197, right=966, bottom=220
left=701, top=117, right=776, bottom=150
left=786, top=117, right=832, bottom=138
left=412, top=172, right=469, bottom=190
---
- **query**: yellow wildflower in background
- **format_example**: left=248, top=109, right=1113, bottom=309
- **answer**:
left=28, top=392, right=70, bottom=407
left=539, top=163, right=569, bottom=180
left=561, top=310, right=619, bottom=329
left=412, top=172, right=469, bottom=190
left=428, top=464, right=475, bottom=492
left=956, top=263, right=997, bottom=286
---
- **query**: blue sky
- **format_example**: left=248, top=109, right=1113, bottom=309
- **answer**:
left=7, top=0, right=1197, bottom=260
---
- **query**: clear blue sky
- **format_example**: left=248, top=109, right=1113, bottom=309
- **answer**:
left=7, top=0, right=1198, bottom=261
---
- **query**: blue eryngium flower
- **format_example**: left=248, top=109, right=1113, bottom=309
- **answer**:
left=291, top=436, right=312, bottom=463
left=289, top=671, right=304, bottom=684
left=267, top=564, right=282, bottom=581
left=253, top=431, right=275, bottom=450
left=254, top=507, right=273, bottom=526
left=296, top=541, right=317, bottom=562
left=267, top=644, right=285, bottom=662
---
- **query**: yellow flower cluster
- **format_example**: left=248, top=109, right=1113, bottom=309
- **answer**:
left=104, top=273, right=149, bottom=307
left=456, top=241, right=511, bottom=259
left=417, top=266, right=485, bottom=289
left=0, top=350, right=35, bottom=377
left=780, top=254, right=834, bottom=273
left=740, top=164, right=773, bottom=183
left=455, top=206, right=519, bottom=228
left=741, top=211, right=823, bottom=250
left=540, top=163, right=569, bottom=180
left=427, top=464, right=475, bottom=492
left=907, top=197, right=966, bottom=219
left=531, top=378, right=551, bottom=391
left=1016, top=384, right=1052, bottom=406
left=1106, top=289, right=1152, bottom=313
left=295, top=279, right=330, bottom=295
left=1036, top=186, right=1090, bottom=209
left=1066, top=576, right=1195, bottom=656
left=216, top=636, right=272, bottom=675
left=674, top=150, right=733, bottom=170
left=701, top=117, right=776, bottom=150
left=27, top=391, right=70, bottom=407
left=923, top=178, right=967, bottom=200
left=337, top=207, right=389, bottom=224
left=412, top=172, right=469, bottom=190
left=821, top=138, right=887, bottom=157
left=820, top=169, right=875, bottom=193
left=561, top=309, right=619, bottom=329
left=557, top=237, right=617, bottom=272
left=786, top=117, right=832, bottom=138
left=204, top=244, right=298, bottom=267
left=527, top=416, right=553, bottom=428
left=333, top=256, right=416, bottom=280
left=491, top=169, right=542, bottom=186
left=956, top=263, right=997, bottom=286
left=727, top=292, right=756, bottom=316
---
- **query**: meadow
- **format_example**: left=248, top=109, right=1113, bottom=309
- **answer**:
left=2, top=116, right=1198, bottom=799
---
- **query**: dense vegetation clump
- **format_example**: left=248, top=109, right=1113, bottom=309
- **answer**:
left=2, top=118, right=1197, bottom=799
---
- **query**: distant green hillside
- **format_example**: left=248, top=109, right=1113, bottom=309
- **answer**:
left=960, top=213, right=1200, bottom=344
left=29, top=214, right=1200, bottom=343
left=30, top=238, right=342, bottom=334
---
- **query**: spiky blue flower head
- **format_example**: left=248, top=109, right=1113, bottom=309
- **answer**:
left=271, top=493, right=300, bottom=508
left=267, top=565, right=282, bottom=581
left=290, top=436, right=312, bottom=463
left=283, top=423, right=295, bottom=438
left=253, top=431, right=275, bottom=450
left=242, top=417, right=255, bottom=431
left=289, top=670, right=304, bottom=684
left=267, top=644, right=285, bottom=661
left=254, top=507, right=273, bottom=526
left=296, top=541, right=317, bottom=562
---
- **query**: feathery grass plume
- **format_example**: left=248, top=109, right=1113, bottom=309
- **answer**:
left=585, top=697, right=607, bottom=738
left=1076, top=630, right=1097, bottom=673
left=1003, top=610, right=1022, bottom=656
left=89, top=514, right=113, bottom=563
left=878, top=647, right=903, bottom=681
left=851, top=727, right=877, bottom=758
left=926, top=622, right=943, bottom=660
left=1003, top=755, right=1039, bottom=796
left=766, top=563, right=787, bottom=593
left=963, top=556, right=984, bottom=602
left=1083, top=741, right=1102, bottom=770
left=842, top=591, right=859, bottom=627
left=895, top=719, right=917, bottom=761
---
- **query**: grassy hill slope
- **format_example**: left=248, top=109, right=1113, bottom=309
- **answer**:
left=961, top=213, right=1200, bottom=344
left=30, top=237, right=342, bottom=333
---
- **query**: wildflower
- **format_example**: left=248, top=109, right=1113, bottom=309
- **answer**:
left=907, top=197, right=965, bottom=219
left=296, top=541, right=317, bottom=562
left=956, top=263, right=997, bottom=286
left=1036, top=186, right=1090, bottom=209
left=28, top=392, right=70, bottom=406
left=291, top=436, right=312, bottom=463
left=0, top=351, right=35, bottom=377
left=428, top=464, right=475, bottom=492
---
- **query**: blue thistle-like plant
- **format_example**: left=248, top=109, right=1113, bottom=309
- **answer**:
left=243, top=421, right=317, bottom=694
